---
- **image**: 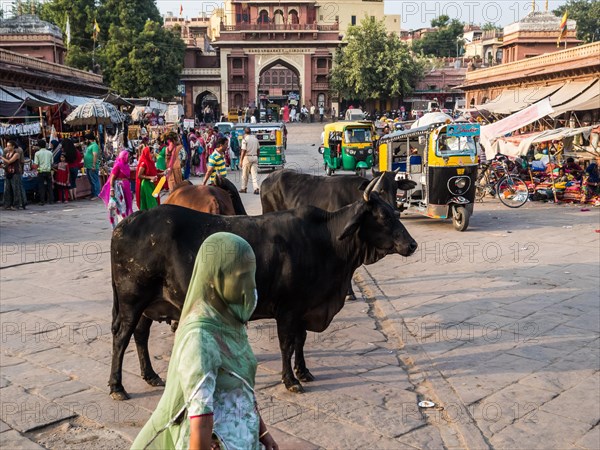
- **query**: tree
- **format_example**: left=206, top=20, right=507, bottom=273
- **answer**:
left=482, top=22, right=502, bottom=32
left=38, top=0, right=97, bottom=70
left=412, top=16, right=465, bottom=58
left=554, top=0, right=600, bottom=43
left=329, top=17, right=425, bottom=102
left=103, top=21, right=185, bottom=98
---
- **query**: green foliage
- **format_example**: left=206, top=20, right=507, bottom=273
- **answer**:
left=34, top=0, right=184, bottom=99
left=329, top=16, right=425, bottom=102
left=482, top=22, right=502, bottom=32
left=412, top=16, right=465, bottom=58
left=554, top=0, right=600, bottom=43
left=38, top=0, right=97, bottom=70
left=103, top=21, right=185, bottom=98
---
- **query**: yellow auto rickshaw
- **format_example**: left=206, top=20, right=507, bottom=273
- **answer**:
left=376, top=122, right=480, bottom=231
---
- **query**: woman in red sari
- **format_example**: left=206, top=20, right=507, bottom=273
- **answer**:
left=136, top=145, right=160, bottom=210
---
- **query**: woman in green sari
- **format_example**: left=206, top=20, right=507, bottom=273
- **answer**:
left=131, top=233, right=278, bottom=450
left=155, top=143, right=167, bottom=172
left=136, top=146, right=159, bottom=210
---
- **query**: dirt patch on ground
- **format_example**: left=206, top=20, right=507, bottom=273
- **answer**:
left=26, top=416, right=129, bottom=450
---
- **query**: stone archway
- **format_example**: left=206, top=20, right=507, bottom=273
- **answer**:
left=195, top=90, right=220, bottom=123
left=256, top=58, right=303, bottom=120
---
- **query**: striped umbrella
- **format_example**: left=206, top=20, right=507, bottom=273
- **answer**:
left=64, top=100, right=127, bottom=126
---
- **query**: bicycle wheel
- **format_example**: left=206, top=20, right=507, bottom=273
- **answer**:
left=475, top=171, right=489, bottom=201
left=497, top=176, right=529, bottom=208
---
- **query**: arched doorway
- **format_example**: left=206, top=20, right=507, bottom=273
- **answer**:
left=257, top=60, right=301, bottom=122
left=195, top=91, right=219, bottom=123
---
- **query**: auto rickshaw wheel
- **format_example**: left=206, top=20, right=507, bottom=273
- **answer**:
left=452, top=205, right=470, bottom=232
left=326, top=165, right=333, bottom=176
left=358, top=168, right=367, bottom=178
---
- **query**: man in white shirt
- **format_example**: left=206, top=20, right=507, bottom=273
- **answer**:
left=239, top=127, right=260, bottom=194
left=309, top=104, right=316, bottom=123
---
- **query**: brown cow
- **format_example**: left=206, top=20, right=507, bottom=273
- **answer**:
left=163, top=176, right=246, bottom=215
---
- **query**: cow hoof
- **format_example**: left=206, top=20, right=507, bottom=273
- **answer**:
left=286, top=383, right=305, bottom=394
left=110, top=390, right=131, bottom=401
left=295, top=369, right=315, bottom=382
left=145, top=375, right=165, bottom=387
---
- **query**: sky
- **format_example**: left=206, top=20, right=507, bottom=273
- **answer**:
left=154, top=0, right=568, bottom=29
left=0, top=0, right=568, bottom=30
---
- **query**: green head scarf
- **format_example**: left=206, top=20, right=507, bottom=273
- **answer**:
left=131, top=232, right=259, bottom=450
left=180, top=232, right=258, bottom=329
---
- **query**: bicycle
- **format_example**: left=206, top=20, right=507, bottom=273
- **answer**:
left=475, top=154, right=529, bottom=208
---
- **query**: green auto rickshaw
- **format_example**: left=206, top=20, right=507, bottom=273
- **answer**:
left=319, top=122, right=374, bottom=177
left=233, top=123, right=287, bottom=170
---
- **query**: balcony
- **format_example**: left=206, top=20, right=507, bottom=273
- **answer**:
left=228, top=84, right=248, bottom=91
left=222, top=23, right=338, bottom=32
left=181, top=68, right=221, bottom=76
left=312, top=82, right=329, bottom=90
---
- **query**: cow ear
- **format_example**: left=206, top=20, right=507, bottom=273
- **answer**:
left=338, top=207, right=366, bottom=240
left=357, top=180, right=369, bottom=191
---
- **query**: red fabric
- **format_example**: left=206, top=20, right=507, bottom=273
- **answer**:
left=189, top=413, right=214, bottom=419
left=55, top=162, right=70, bottom=186
left=136, top=146, right=158, bottom=209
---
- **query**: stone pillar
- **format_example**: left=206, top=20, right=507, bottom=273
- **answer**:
left=247, top=53, right=256, bottom=106
left=303, top=53, right=312, bottom=106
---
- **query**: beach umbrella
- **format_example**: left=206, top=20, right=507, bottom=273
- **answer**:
left=64, top=100, right=127, bottom=126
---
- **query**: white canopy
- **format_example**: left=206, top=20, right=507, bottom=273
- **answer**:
left=550, top=80, right=600, bottom=118
left=491, top=126, right=593, bottom=157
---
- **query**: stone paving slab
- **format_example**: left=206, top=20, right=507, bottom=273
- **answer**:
left=1, top=122, right=599, bottom=449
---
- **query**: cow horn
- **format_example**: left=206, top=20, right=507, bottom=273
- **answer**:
left=394, top=167, right=400, bottom=173
left=363, top=175, right=383, bottom=201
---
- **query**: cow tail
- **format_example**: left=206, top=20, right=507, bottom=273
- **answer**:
left=111, top=278, right=121, bottom=335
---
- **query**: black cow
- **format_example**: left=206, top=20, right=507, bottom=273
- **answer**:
left=260, top=169, right=416, bottom=298
left=109, top=177, right=417, bottom=400
left=260, top=169, right=415, bottom=214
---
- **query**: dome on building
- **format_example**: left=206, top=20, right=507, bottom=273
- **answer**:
left=504, top=11, right=576, bottom=34
left=0, top=14, right=63, bottom=40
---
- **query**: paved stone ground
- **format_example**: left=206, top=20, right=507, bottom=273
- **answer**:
left=1, top=122, right=599, bottom=449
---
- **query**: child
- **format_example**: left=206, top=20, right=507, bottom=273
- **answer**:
left=54, top=153, right=70, bottom=203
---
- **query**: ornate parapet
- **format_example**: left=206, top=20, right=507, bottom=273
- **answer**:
left=463, top=42, right=600, bottom=89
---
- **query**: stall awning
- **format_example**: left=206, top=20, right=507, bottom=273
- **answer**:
left=1, top=85, right=57, bottom=107
left=492, top=126, right=594, bottom=157
left=550, top=80, right=600, bottom=117
left=478, top=85, right=562, bottom=115
left=549, top=79, right=598, bottom=107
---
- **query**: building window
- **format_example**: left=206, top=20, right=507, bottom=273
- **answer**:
left=274, top=9, right=284, bottom=25
left=233, top=93, right=243, bottom=107
left=232, top=58, right=243, bottom=69
left=232, top=76, right=244, bottom=84
left=258, top=10, right=269, bottom=24
left=317, top=93, right=326, bottom=107
left=316, top=75, right=327, bottom=83
left=351, top=15, right=356, bottom=26
left=317, top=58, right=327, bottom=69
left=288, top=9, right=299, bottom=25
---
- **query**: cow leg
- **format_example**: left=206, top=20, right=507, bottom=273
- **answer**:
left=277, top=319, right=304, bottom=393
left=346, top=282, right=357, bottom=301
left=134, top=316, right=165, bottom=387
left=109, top=314, right=139, bottom=401
left=293, top=328, right=315, bottom=382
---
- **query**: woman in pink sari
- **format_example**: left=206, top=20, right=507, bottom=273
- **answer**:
left=99, top=150, right=133, bottom=229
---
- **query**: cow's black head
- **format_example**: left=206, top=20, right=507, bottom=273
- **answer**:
left=357, top=171, right=416, bottom=208
left=339, top=176, right=418, bottom=264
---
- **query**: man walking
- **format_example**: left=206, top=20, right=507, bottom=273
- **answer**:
left=319, top=105, right=325, bottom=123
left=239, top=127, right=260, bottom=194
left=32, top=139, right=53, bottom=205
left=83, top=133, right=101, bottom=200
left=309, top=104, right=315, bottom=123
